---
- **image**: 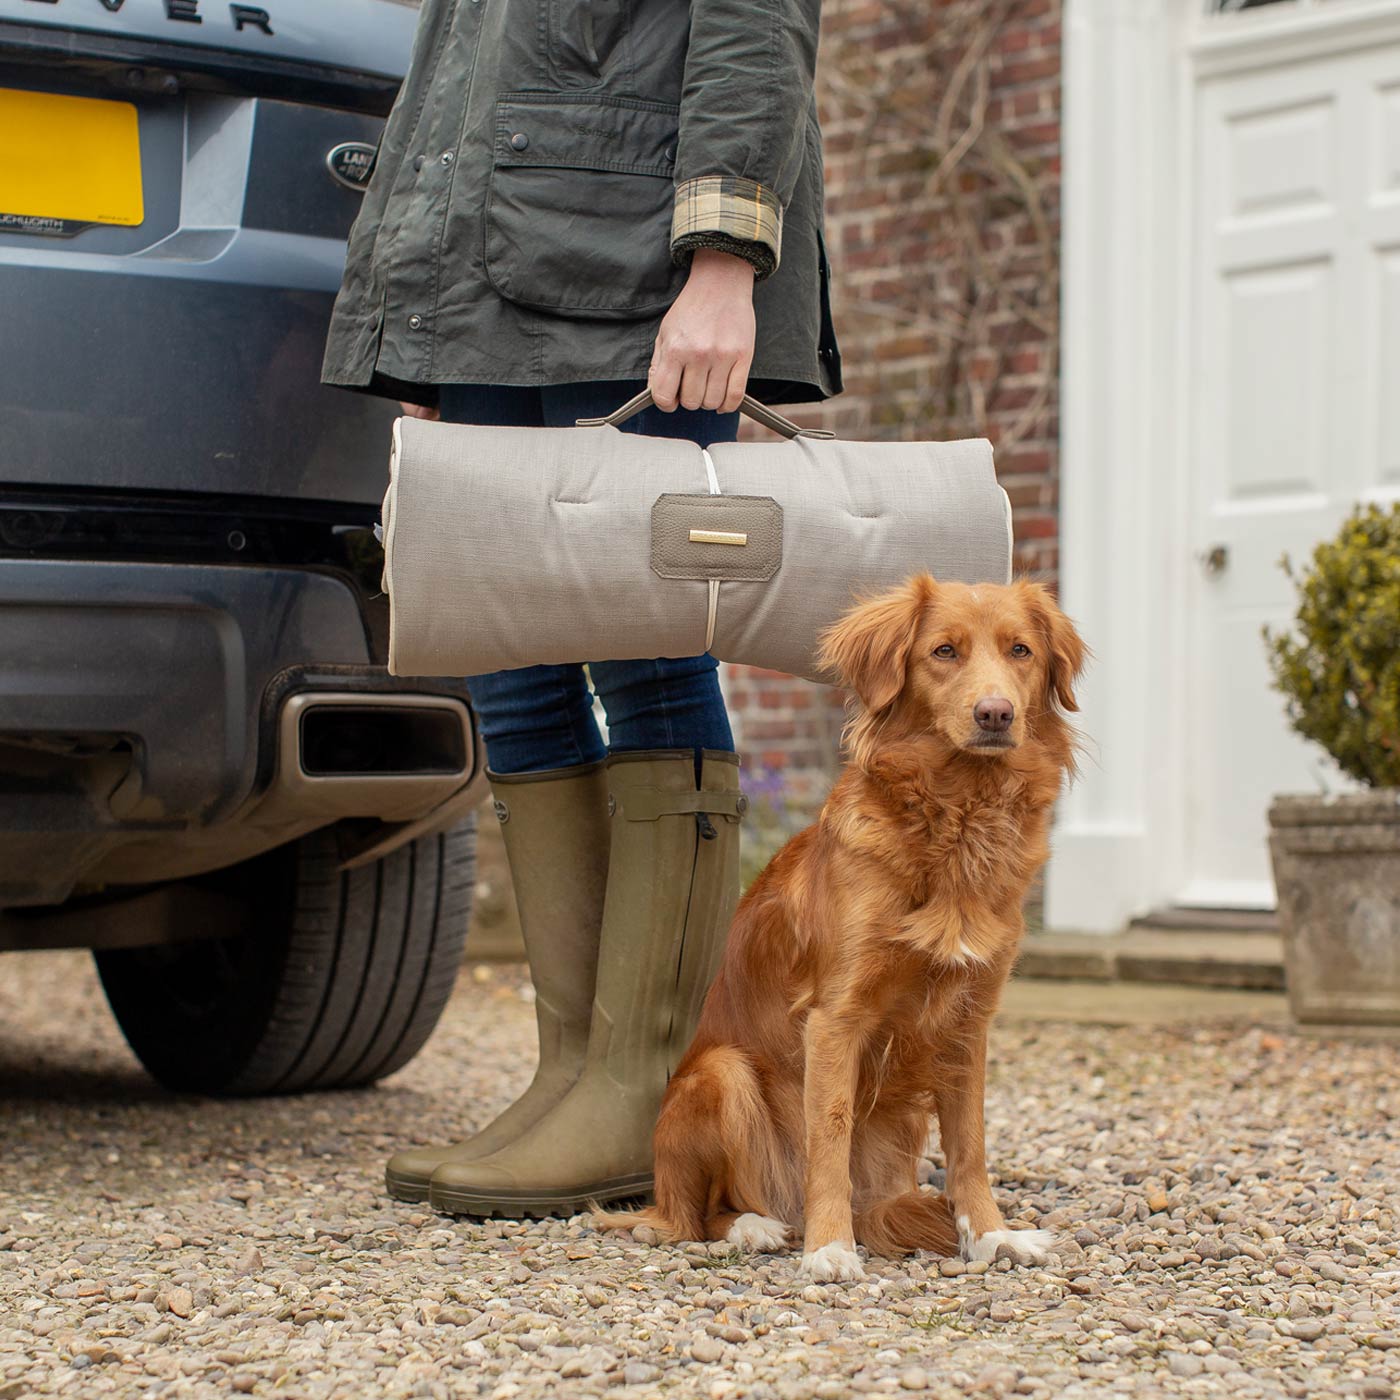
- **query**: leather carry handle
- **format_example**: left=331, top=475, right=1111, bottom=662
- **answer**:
left=575, top=387, right=835, bottom=441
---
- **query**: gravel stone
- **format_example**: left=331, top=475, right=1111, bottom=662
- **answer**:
left=1169, top=1354, right=1205, bottom=1378
left=233, top=1245, right=262, bottom=1275
left=974, top=1364, right=1020, bottom=1393
left=3, top=952, right=1398, bottom=1400
left=161, top=1287, right=193, bottom=1318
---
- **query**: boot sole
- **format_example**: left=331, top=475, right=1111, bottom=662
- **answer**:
left=429, top=1174, right=654, bottom=1220
left=385, top=1167, right=432, bottom=1204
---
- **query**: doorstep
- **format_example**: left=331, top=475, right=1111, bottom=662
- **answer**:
left=1018, top=917, right=1285, bottom=991
left=1000, top=978, right=1288, bottom=1026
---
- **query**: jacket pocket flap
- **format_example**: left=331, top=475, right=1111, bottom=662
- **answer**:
left=651, top=494, right=783, bottom=581
left=495, top=94, right=678, bottom=177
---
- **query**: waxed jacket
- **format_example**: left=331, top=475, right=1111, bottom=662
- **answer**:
left=321, top=0, right=843, bottom=408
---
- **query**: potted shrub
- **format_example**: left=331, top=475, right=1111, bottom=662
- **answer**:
left=1264, top=503, right=1400, bottom=1027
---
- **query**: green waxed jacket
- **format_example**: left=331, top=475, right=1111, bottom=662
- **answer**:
left=321, top=0, right=843, bottom=408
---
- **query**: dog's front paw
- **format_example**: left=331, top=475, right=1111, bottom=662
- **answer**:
left=799, top=1240, right=866, bottom=1282
left=963, top=1227, right=1056, bottom=1267
left=726, top=1214, right=793, bottom=1252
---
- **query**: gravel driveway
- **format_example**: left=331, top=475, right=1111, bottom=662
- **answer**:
left=2, top=950, right=1397, bottom=1400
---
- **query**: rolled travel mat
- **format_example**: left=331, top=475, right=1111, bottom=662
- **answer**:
left=382, top=394, right=1012, bottom=683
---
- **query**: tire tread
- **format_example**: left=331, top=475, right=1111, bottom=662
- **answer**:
left=95, top=815, right=477, bottom=1097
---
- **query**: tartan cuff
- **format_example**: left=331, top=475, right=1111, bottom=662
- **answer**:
left=670, top=175, right=783, bottom=279
left=671, top=231, right=776, bottom=280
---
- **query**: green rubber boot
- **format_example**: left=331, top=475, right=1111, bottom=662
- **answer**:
left=427, top=749, right=744, bottom=1218
left=385, top=762, right=609, bottom=1202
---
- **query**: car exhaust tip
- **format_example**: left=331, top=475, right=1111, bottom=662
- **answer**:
left=271, top=693, right=477, bottom=823
left=299, top=703, right=467, bottom=777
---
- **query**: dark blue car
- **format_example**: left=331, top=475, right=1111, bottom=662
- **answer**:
left=0, top=0, right=484, bottom=1095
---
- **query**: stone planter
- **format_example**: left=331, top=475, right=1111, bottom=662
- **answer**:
left=1268, top=791, right=1400, bottom=1026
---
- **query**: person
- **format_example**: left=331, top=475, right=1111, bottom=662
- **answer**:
left=321, top=0, right=842, bottom=1219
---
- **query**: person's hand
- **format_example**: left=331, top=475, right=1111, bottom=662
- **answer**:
left=399, top=401, right=440, bottom=421
left=650, top=248, right=756, bottom=414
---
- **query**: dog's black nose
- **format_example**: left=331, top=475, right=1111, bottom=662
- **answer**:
left=974, top=697, right=1014, bottom=732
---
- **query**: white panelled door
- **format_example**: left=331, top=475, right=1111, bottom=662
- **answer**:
left=1184, top=38, right=1400, bottom=907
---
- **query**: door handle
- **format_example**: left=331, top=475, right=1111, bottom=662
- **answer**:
left=1199, top=543, right=1229, bottom=576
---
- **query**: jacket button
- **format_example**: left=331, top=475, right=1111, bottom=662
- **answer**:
left=664, top=144, right=676, bottom=163
left=440, top=150, right=455, bottom=165
left=510, top=132, right=529, bottom=151
left=412, top=154, right=424, bottom=171
left=407, top=314, right=423, bottom=330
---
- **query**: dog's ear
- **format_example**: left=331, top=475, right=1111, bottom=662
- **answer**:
left=819, top=576, right=933, bottom=712
left=1021, top=583, right=1088, bottom=713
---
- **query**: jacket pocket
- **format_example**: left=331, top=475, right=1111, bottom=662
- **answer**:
left=484, top=94, right=686, bottom=319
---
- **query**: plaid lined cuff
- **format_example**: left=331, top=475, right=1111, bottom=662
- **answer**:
left=670, top=175, right=784, bottom=279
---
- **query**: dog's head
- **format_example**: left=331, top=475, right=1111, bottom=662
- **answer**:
left=818, top=575, right=1088, bottom=769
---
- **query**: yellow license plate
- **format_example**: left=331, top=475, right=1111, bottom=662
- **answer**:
left=0, top=87, right=144, bottom=234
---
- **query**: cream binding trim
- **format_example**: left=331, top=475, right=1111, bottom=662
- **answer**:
left=383, top=419, right=402, bottom=671
left=1000, top=486, right=1015, bottom=583
left=702, top=448, right=721, bottom=651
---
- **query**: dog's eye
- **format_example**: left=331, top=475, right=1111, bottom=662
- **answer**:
left=1012, top=643, right=1032, bottom=658
left=933, top=644, right=957, bottom=660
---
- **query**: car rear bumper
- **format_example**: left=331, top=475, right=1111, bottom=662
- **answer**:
left=0, top=558, right=481, bottom=907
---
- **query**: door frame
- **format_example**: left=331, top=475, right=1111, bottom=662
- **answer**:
left=1047, top=0, right=1400, bottom=934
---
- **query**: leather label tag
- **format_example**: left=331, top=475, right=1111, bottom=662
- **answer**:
left=651, top=494, right=783, bottom=581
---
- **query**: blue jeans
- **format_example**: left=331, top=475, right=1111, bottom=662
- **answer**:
left=438, top=381, right=738, bottom=776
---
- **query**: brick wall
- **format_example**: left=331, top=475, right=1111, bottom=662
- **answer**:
left=726, top=0, right=1063, bottom=809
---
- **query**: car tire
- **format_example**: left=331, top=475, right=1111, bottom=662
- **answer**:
left=94, top=816, right=477, bottom=1096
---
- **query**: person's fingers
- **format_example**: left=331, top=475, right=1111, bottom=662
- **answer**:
left=702, top=361, right=730, bottom=412
left=649, top=351, right=681, bottom=412
left=721, top=357, right=751, bottom=415
left=398, top=401, right=440, bottom=421
left=678, top=362, right=710, bottom=413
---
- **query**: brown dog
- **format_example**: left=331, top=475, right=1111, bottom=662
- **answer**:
left=595, top=576, right=1087, bottom=1280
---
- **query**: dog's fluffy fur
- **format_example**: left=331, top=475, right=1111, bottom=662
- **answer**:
left=595, top=576, right=1088, bottom=1280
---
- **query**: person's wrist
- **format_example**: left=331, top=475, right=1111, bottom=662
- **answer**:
left=687, top=247, right=757, bottom=288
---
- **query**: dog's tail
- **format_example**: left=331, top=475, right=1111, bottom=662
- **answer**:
left=592, top=1045, right=777, bottom=1243
left=588, top=1201, right=695, bottom=1243
left=854, top=1190, right=959, bottom=1257
left=588, top=1068, right=717, bottom=1242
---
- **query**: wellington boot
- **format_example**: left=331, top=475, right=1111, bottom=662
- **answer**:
left=385, top=762, right=609, bottom=1202
left=427, top=749, right=744, bottom=1218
